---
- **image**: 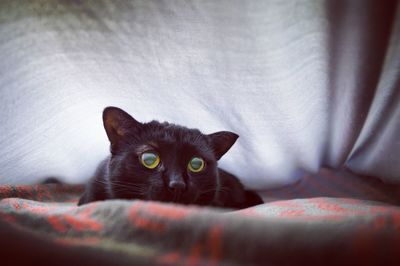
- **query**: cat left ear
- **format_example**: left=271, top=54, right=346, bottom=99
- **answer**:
left=103, top=107, right=142, bottom=154
left=208, top=131, right=239, bottom=160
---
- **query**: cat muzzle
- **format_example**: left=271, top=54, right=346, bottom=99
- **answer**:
left=168, top=180, right=186, bottom=193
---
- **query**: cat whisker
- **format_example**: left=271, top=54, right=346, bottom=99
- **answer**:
left=93, top=179, right=147, bottom=190
left=218, top=186, right=232, bottom=193
left=111, top=186, right=149, bottom=195
left=198, top=188, right=218, bottom=196
left=108, top=182, right=148, bottom=190
left=191, top=191, right=200, bottom=204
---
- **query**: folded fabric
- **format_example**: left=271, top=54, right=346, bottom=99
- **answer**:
left=1, top=183, right=399, bottom=265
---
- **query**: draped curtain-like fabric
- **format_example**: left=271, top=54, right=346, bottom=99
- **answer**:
left=0, top=0, right=399, bottom=188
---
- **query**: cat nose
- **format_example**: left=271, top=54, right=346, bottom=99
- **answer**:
left=168, top=180, right=186, bottom=192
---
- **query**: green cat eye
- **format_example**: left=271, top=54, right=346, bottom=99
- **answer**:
left=140, top=152, right=160, bottom=169
left=188, top=157, right=205, bottom=173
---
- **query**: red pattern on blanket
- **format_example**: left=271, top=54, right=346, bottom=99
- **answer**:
left=1, top=182, right=400, bottom=265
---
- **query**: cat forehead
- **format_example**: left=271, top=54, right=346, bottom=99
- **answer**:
left=143, top=122, right=207, bottom=143
left=136, top=122, right=212, bottom=152
left=134, top=141, right=211, bottom=156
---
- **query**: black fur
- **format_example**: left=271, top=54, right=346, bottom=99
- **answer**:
left=78, top=107, right=263, bottom=209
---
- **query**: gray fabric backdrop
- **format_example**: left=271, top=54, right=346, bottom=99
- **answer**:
left=0, top=0, right=399, bottom=189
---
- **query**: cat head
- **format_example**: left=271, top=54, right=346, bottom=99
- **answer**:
left=102, top=106, right=238, bottom=204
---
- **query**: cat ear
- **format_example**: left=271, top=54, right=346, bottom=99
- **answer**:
left=103, top=106, right=141, bottom=154
left=208, top=131, right=239, bottom=160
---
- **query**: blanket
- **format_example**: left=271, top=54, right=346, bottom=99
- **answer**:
left=1, top=182, right=399, bottom=266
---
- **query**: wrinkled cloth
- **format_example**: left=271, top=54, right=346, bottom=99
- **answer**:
left=1, top=173, right=400, bottom=266
left=0, top=0, right=399, bottom=188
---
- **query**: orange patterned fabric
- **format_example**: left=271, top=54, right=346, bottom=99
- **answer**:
left=1, top=182, right=400, bottom=265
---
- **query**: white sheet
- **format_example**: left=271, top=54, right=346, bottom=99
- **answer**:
left=0, top=0, right=399, bottom=188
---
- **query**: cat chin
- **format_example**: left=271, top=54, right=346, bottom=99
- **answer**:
left=110, top=189, right=200, bottom=205
left=149, top=192, right=197, bottom=205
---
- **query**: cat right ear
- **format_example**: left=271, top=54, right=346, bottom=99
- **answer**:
left=103, top=106, right=142, bottom=154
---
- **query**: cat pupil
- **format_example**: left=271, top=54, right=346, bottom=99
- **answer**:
left=144, top=157, right=155, bottom=164
left=142, top=153, right=157, bottom=165
left=190, top=158, right=202, bottom=169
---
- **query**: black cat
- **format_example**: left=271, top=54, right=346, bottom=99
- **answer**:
left=78, top=107, right=263, bottom=209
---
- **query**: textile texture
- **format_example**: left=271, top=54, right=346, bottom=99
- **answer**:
left=2, top=168, right=400, bottom=265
